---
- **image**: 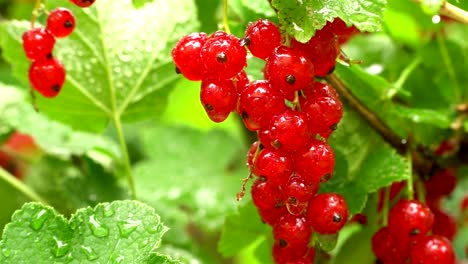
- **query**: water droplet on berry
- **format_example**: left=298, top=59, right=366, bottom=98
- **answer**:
left=52, top=236, right=70, bottom=257
left=117, top=219, right=141, bottom=238
left=30, top=209, right=48, bottom=231
left=80, top=245, right=98, bottom=260
left=88, top=215, right=109, bottom=238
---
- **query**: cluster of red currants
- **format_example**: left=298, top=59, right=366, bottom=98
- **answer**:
left=172, top=18, right=358, bottom=263
left=22, top=0, right=96, bottom=98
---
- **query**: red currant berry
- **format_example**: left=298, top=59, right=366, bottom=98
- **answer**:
left=272, top=240, right=309, bottom=264
left=302, top=95, right=343, bottom=138
left=69, top=0, right=96, bottom=8
left=432, top=209, right=457, bottom=241
left=273, top=215, right=312, bottom=246
left=294, top=140, right=335, bottom=183
left=172, top=32, right=208, bottom=81
left=424, top=169, right=457, bottom=198
left=200, top=78, right=237, bottom=122
left=257, top=205, right=288, bottom=226
left=253, top=148, right=293, bottom=185
left=267, top=109, right=310, bottom=152
left=371, top=227, right=410, bottom=263
left=46, top=8, right=76, bottom=38
left=239, top=80, right=286, bottom=131
left=409, top=235, right=455, bottom=264
left=328, top=18, right=360, bottom=45
left=388, top=199, right=435, bottom=242
left=251, top=177, right=284, bottom=210
left=264, top=46, right=314, bottom=100
left=306, top=193, right=348, bottom=234
left=243, top=19, right=281, bottom=60
left=200, top=31, right=247, bottom=79
left=22, top=28, right=56, bottom=61
left=29, top=57, right=66, bottom=98
left=285, top=175, right=318, bottom=215
left=303, top=82, right=339, bottom=101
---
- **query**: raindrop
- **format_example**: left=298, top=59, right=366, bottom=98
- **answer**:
left=103, top=204, right=115, bottom=217
left=117, top=219, right=141, bottom=238
left=30, top=209, right=48, bottom=231
left=138, top=239, right=149, bottom=249
left=88, top=215, right=109, bottom=238
left=110, top=254, right=125, bottom=264
left=52, top=237, right=70, bottom=258
left=80, top=245, right=98, bottom=261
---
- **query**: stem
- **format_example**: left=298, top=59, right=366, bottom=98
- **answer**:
left=390, top=56, right=422, bottom=97
left=222, top=0, right=231, bottom=34
left=406, top=151, right=414, bottom=200
left=30, top=0, right=43, bottom=28
left=440, top=1, right=468, bottom=24
left=112, top=115, right=137, bottom=200
left=435, top=30, right=462, bottom=102
left=382, top=186, right=391, bottom=226
left=0, top=167, right=48, bottom=204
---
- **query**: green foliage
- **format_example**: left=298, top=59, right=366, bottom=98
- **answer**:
left=272, top=0, right=386, bottom=42
left=0, top=201, right=172, bottom=263
left=0, top=0, right=198, bottom=132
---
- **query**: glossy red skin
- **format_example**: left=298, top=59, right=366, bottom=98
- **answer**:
left=306, top=193, right=348, bottom=234
left=303, top=96, right=343, bottom=137
left=424, top=168, right=457, bottom=198
left=29, top=57, right=66, bottom=98
left=244, top=19, right=281, bottom=60
left=200, top=78, right=237, bottom=122
left=303, top=82, right=339, bottom=101
left=285, top=175, right=318, bottom=207
left=200, top=31, right=247, bottom=79
left=328, top=18, right=360, bottom=45
left=267, top=109, right=310, bottom=153
left=251, top=178, right=284, bottom=210
left=253, top=148, right=293, bottom=186
left=294, top=140, right=335, bottom=184
left=272, top=240, right=309, bottom=264
left=264, top=46, right=314, bottom=100
left=273, top=215, right=312, bottom=246
left=69, top=0, right=96, bottom=8
left=172, top=32, right=207, bottom=81
left=371, top=227, right=410, bottom=263
left=47, top=8, right=76, bottom=38
left=388, top=200, right=435, bottom=243
left=291, top=22, right=339, bottom=77
left=257, top=205, right=288, bottom=226
left=431, top=209, right=457, bottom=241
left=22, top=28, right=56, bottom=61
left=239, top=80, right=286, bottom=131
left=409, top=235, right=455, bottom=264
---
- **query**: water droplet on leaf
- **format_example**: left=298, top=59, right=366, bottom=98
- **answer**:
left=1, top=248, right=11, bottom=258
left=80, top=245, right=98, bottom=260
left=103, top=204, right=114, bottom=217
left=30, top=209, right=48, bottom=231
left=88, top=215, right=109, bottom=238
left=117, top=219, right=141, bottom=238
left=52, top=236, right=70, bottom=258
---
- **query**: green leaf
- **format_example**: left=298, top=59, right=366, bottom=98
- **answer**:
left=134, top=125, right=248, bottom=232
left=0, top=0, right=198, bottom=132
left=0, top=201, right=168, bottom=263
left=324, top=107, right=411, bottom=215
left=332, top=228, right=375, bottom=264
left=271, top=0, right=386, bottom=42
left=0, top=83, right=119, bottom=158
left=218, top=202, right=270, bottom=257
left=147, top=253, right=182, bottom=264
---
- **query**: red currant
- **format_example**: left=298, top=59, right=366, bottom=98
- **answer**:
left=22, top=28, right=56, bottom=61
left=371, top=227, right=410, bottom=263
left=306, top=193, right=348, bottom=234
left=46, top=8, right=76, bottom=38
left=28, top=57, right=66, bottom=98
left=266, top=110, right=310, bottom=152
left=244, top=19, right=281, bottom=60
left=424, top=169, right=457, bottom=198
left=257, top=205, right=288, bottom=226
left=388, top=199, right=434, bottom=242
left=432, top=209, right=457, bottom=241
left=272, top=240, right=309, bottom=264
left=200, top=78, right=237, bottom=122
left=294, top=140, right=335, bottom=183
left=409, top=235, right=455, bottom=264
left=273, top=215, right=312, bottom=246
left=251, top=177, right=284, bottom=210
left=172, top=32, right=208, bottom=81
left=284, top=175, right=318, bottom=215
left=69, top=0, right=96, bottom=8
left=253, top=148, right=293, bottom=185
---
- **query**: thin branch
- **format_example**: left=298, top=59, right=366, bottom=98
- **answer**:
left=440, top=1, right=468, bottom=24
left=325, top=73, right=436, bottom=176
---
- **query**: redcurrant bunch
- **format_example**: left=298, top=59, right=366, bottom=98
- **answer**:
left=172, top=18, right=359, bottom=263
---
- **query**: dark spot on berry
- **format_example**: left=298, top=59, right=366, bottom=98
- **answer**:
left=175, top=67, right=181, bottom=74
left=285, top=74, right=296, bottom=84
left=330, top=124, right=338, bottom=131
left=375, top=259, right=384, bottom=264
left=64, top=20, right=73, bottom=28
left=205, top=104, right=213, bottom=111
left=321, top=173, right=332, bottom=182
left=259, top=176, right=268, bottom=182
left=288, top=196, right=297, bottom=205
left=327, top=65, right=336, bottom=75
left=240, top=36, right=250, bottom=46
left=271, top=139, right=282, bottom=149
left=259, top=143, right=265, bottom=150
left=410, top=228, right=420, bottom=236
left=279, top=239, right=288, bottom=248
left=332, top=213, right=342, bottom=223
left=216, top=52, right=228, bottom=63
left=241, top=111, right=249, bottom=119
left=51, top=84, right=61, bottom=92
left=46, top=53, right=53, bottom=59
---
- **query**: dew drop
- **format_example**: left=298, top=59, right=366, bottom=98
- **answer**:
left=52, top=236, right=70, bottom=258
left=30, top=209, right=48, bottom=231
left=138, top=239, right=149, bottom=249
left=117, top=219, right=141, bottom=238
left=103, top=204, right=115, bottom=217
left=1, top=248, right=11, bottom=258
left=110, top=254, right=125, bottom=264
left=80, top=245, right=98, bottom=260
left=88, top=215, right=109, bottom=238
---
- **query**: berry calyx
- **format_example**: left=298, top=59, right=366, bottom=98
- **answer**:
left=47, top=8, right=76, bottom=38
left=28, top=57, right=66, bottom=98
left=22, top=28, right=56, bottom=61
